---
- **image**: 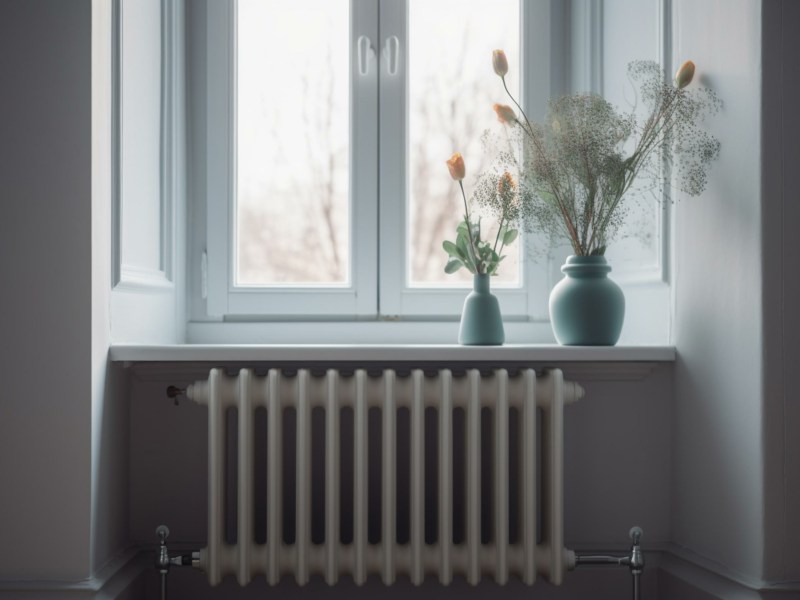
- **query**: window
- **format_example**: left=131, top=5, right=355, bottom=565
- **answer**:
left=203, top=0, right=553, bottom=319
left=193, top=1, right=670, bottom=344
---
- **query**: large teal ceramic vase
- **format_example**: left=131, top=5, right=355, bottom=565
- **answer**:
left=549, top=255, right=625, bottom=345
left=459, top=274, right=505, bottom=345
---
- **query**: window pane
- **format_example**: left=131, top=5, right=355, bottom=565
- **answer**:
left=236, top=0, right=350, bottom=286
left=408, top=0, right=520, bottom=287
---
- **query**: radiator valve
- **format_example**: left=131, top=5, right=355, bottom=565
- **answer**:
left=155, top=525, right=171, bottom=573
left=574, top=526, right=645, bottom=600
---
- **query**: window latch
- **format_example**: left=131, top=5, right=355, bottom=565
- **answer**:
left=357, top=35, right=375, bottom=76
left=383, top=35, right=400, bottom=76
left=201, top=250, right=208, bottom=300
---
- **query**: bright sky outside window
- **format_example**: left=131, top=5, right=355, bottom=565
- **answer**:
left=407, top=0, right=520, bottom=288
left=236, top=0, right=350, bottom=286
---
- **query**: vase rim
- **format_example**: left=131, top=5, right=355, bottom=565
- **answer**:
left=561, top=254, right=612, bottom=275
left=565, top=254, right=608, bottom=264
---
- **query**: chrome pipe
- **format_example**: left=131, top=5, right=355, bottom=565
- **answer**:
left=160, top=571, right=167, bottom=600
left=155, top=525, right=201, bottom=600
left=169, top=552, right=201, bottom=568
left=633, top=570, right=642, bottom=600
left=575, top=527, right=645, bottom=600
left=155, top=526, right=170, bottom=600
left=575, top=554, right=628, bottom=566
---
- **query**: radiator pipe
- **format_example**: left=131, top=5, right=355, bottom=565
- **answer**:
left=169, top=552, right=201, bottom=568
left=166, top=386, right=185, bottom=406
left=155, top=526, right=170, bottom=600
left=575, top=526, right=644, bottom=600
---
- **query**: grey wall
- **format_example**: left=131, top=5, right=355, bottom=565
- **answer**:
left=0, top=0, right=94, bottom=580
left=0, top=0, right=147, bottom=584
left=761, top=0, right=800, bottom=585
left=2, top=0, right=797, bottom=597
left=672, top=0, right=766, bottom=584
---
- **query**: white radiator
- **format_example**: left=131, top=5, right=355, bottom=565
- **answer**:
left=186, top=367, right=583, bottom=587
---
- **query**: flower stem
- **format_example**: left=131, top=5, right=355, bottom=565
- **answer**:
left=502, top=76, right=535, bottom=137
left=460, top=181, right=482, bottom=274
left=492, top=218, right=504, bottom=255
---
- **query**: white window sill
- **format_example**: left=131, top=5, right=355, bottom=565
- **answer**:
left=109, top=343, right=674, bottom=364
left=110, top=344, right=674, bottom=381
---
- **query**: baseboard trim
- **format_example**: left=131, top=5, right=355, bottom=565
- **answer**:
left=0, top=548, right=140, bottom=595
left=2, top=546, right=799, bottom=598
left=659, top=549, right=800, bottom=599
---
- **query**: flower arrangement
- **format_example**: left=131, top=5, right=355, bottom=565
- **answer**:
left=442, top=152, right=519, bottom=276
left=477, top=51, right=721, bottom=256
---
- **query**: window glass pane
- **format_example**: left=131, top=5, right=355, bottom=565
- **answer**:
left=408, top=0, right=520, bottom=287
left=236, top=0, right=350, bottom=286
left=601, top=0, right=660, bottom=274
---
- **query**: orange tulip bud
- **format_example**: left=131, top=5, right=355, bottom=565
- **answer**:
left=446, top=152, right=466, bottom=181
left=492, top=49, right=508, bottom=77
left=493, top=103, right=517, bottom=125
left=675, top=60, right=696, bottom=89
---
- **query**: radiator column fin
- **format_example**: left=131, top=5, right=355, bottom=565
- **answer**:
left=466, top=369, right=481, bottom=585
left=207, top=368, right=224, bottom=586
left=382, top=370, right=397, bottom=584
left=410, top=370, right=425, bottom=585
left=266, top=370, right=282, bottom=585
left=522, top=369, right=537, bottom=584
left=295, top=370, right=311, bottom=584
left=438, top=370, right=453, bottom=585
left=237, top=369, right=253, bottom=584
left=183, top=367, right=583, bottom=587
left=325, top=370, right=340, bottom=584
left=353, top=370, right=368, bottom=585
left=495, top=369, right=509, bottom=584
left=548, top=370, right=565, bottom=584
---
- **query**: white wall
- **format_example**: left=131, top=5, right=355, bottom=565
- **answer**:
left=0, top=0, right=174, bottom=586
left=0, top=0, right=94, bottom=580
left=111, top=0, right=186, bottom=345
left=671, top=0, right=766, bottom=584
left=92, top=0, right=130, bottom=575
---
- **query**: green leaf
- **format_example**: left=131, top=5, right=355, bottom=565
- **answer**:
left=590, top=245, right=606, bottom=256
left=502, top=229, right=518, bottom=245
left=457, top=220, right=469, bottom=235
left=442, top=240, right=459, bottom=257
left=444, top=258, right=464, bottom=274
left=456, top=233, right=469, bottom=254
left=456, top=235, right=476, bottom=272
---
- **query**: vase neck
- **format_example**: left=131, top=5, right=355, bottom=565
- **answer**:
left=473, top=274, right=491, bottom=293
left=561, top=255, right=612, bottom=277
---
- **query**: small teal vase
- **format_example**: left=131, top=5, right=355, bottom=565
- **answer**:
left=549, top=255, right=625, bottom=346
left=458, top=274, right=505, bottom=345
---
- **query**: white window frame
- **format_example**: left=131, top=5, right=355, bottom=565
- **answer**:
left=205, top=0, right=378, bottom=317
left=203, top=0, right=555, bottom=320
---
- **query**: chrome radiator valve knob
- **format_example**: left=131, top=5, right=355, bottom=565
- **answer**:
left=628, top=526, right=644, bottom=573
left=156, top=525, right=171, bottom=573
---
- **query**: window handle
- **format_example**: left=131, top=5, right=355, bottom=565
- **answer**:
left=383, top=35, right=400, bottom=76
left=357, top=35, right=375, bottom=76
